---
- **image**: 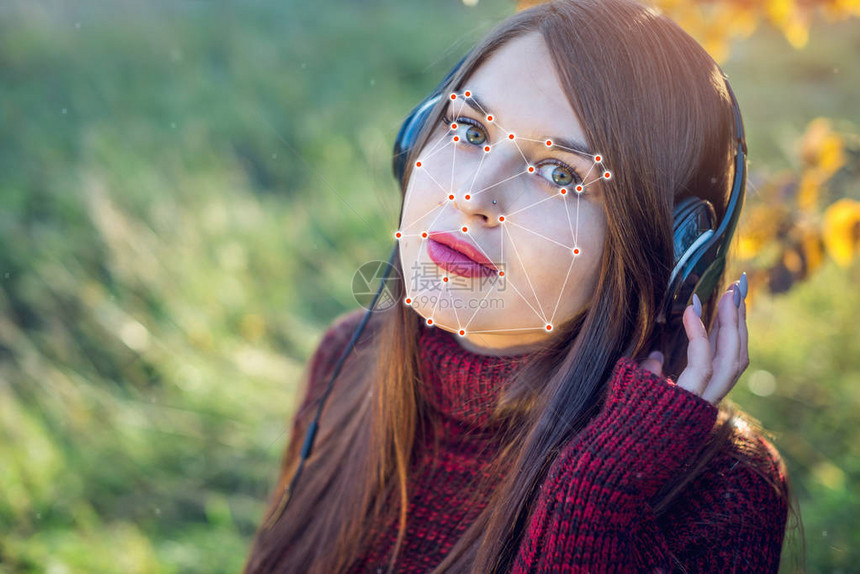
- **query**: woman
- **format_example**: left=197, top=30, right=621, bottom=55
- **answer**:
left=244, top=0, right=801, bottom=571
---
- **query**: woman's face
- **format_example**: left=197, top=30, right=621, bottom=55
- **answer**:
left=398, top=31, right=608, bottom=356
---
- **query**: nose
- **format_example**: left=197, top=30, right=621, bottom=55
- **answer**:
left=453, top=146, right=526, bottom=224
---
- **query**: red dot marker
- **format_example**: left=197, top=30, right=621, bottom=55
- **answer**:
left=484, top=146, right=490, bottom=152
left=576, top=185, right=583, bottom=193
left=405, top=297, right=412, bottom=304
left=450, top=94, right=457, bottom=100
left=498, top=216, right=505, bottom=222
left=415, top=161, right=422, bottom=167
left=448, top=194, right=454, bottom=200
left=395, top=231, right=401, bottom=238
left=573, top=248, right=580, bottom=255
left=499, top=271, right=505, bottom=276
left=443, top=276, right=448, bottom=283
left=422, top=232, right=427, bottom=238
left=546, top=324, right=553, bottom=331
left=508, top=134, right=515, bottom=140
left=560, top=188, right=567, bottom=195
left=464, top=91, right=471, bottom=97
left=546, top=140, right=552, bottom=146
left=461, top=226, right=468, bottom=232
left=528, top=166, right=535, bottom=173
left=453, top=136, right=460, bottom=142
left=595, top=155, right=602, bottom=162
left=459, top=329, right=465, bottom=336
left=451, top=123, right=458, bottom=129
left=604, top=171, right=611, bottom=179
left=427, top=318, right=433, bottom=325
left=464, top=194, right=470, bottom=200
left=487, top=115, right=493, bottom=122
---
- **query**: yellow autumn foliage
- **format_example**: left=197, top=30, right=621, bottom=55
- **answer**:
left=736, top=199, right=791, bottom=260
left=785, top=221, right=827, bottom=277
left=515, top=0, right=859, bottom=62
left=823, top=199, right=860, bottom=266
left=796, top=118, right=847, bottom=212
left=801, top=118, right=846, bottom=176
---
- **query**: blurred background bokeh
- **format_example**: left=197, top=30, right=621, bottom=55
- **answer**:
left=0, top=0, right=858, bottom=572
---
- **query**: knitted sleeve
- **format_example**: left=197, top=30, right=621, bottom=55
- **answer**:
left=665, top=432, right=789, bottom=572
left=511, top=356, right=788, bottom=573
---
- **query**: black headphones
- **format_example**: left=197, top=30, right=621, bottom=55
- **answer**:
left=263, top=52, right=747, bottom=529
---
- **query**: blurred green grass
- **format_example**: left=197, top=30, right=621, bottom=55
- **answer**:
left=0, top=1, right=857, bottom=572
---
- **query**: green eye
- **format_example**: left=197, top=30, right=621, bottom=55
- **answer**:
left=442, top=114, right=488, bottom=146
left=551, top=165, right=574, bottom=186
left=465, top=125, right=486, bottom=145
left=536, top=162, right=582, bottom=190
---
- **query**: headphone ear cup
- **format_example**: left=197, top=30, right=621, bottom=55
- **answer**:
left=672, top=196, right=717, bottom=265
left=660, top=196, right=717, bottom=326
left=392, top=94, right=442, bottom=184
left=392, top=54, right=469, bottom=185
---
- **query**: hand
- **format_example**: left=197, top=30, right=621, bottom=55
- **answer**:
left=640, top=274, right=750, bottom=406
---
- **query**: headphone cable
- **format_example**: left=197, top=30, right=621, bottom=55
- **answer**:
left=263, top=243, right=399, bottom=530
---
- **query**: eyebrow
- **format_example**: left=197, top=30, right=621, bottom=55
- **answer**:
left=458, top=94, right=595, bottom=159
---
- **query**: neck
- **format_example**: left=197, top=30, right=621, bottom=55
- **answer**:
left=453, top=330, right=552, bottom=356
left=417, top=322, right=541, bottom=431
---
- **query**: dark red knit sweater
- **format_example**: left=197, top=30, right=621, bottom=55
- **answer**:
left=295, top=310, right=789, bottom=573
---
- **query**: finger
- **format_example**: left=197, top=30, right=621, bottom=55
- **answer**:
left=675, top=300, right=712, bottom=399
left=738, top=292, right=749, bottom=372
left=709, top=312, right=720, bottom=358
left=640, top=350, right=664, bottom=376
left=702, top=286, right=741, bottom=405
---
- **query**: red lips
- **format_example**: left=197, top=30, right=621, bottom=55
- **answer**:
left=426, top=231, right=498, bottom=271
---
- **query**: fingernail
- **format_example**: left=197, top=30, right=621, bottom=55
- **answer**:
left=692, top=293, right=702, bottom=318
left=733, top=284, right=741, bottom=308
left=740, top=272, right=748, bottom=300
left=648, top=350, right=664, bottom=363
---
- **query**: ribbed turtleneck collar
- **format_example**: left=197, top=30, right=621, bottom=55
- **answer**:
left=416, top=322, right=540, bottom=431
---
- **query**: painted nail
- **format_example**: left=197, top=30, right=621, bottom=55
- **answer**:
left=733, top=284, right=741, bottom=308
left=648, top=350, right=664, bottom=363
left=739, top=272, right=748, bottom=300
left=692, top=293, right=702, bottom=318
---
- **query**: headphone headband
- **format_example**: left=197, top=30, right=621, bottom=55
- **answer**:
left=662, top=68, right=746, bottom=325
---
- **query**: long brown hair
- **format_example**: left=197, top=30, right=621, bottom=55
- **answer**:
left=244, top=1, right=804, bottom=572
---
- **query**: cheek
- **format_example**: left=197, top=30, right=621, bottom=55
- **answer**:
left=401, top=184, right=436, bottom=230
left=402, top=160, right=454, bottom=216
left=576, top=221, right=607, bottom=297
left=515, top=202, right=605, bottom=282
left=574, top=211, right=607, bottom=277
left=517, top=200, right=597, bottom=253
left=577, top=209, right=607, bottom=256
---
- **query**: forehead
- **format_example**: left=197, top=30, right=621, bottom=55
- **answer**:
left=459, top=32, right=584, bottom=142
